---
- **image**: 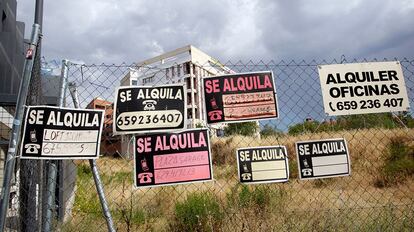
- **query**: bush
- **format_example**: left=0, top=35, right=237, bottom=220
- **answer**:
left=211, top=137, right=236, bottom=166
left=288, top=121, right=322, bottom=135
left=224, top=121, right=259, bottom=136
left=227, top=185, right=287, bottom=213
left=260, top=124, right=284, bottom=138
left=171, top=192, right=223, bottom=232
left=74, top=164, right=101, bottom=216
left=288, top=112, right=414, bottom=135
left=375, top=136, right=414, bottom=187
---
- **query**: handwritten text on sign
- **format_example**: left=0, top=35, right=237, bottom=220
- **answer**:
left=134, top=129, right=212, bottom=188
left=20, top=106, right=104, bottom=160
left=114, top=84, right=186, bottom=134
left=203, top=71, right=278, bottom=124
left=318, top=61, right=410, bottom=116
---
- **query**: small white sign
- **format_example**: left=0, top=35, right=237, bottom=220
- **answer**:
left=318, top=61, right=410, bottom=116
left=237, top=146, right=289, bottom=184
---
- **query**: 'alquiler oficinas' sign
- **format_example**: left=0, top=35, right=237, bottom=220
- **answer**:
left=318, top=61, right=410, bottom=116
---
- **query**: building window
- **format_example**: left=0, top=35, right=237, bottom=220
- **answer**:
left=172, top=66, right=175, bottom=77
left=131, top=80, right=138, bottom=85
left=188, top=109, right=192, bottom=119
left=166, top=68, right=170, bottom=79
left=186, top=78, right=191, bottom=89
left=142, top=76, right=154, bottom=84
left=184, top=62, right=191, bottom=74
left=177, top=65, right=181, bottom=77
left=195, top=108, right=199, bottom=119
left=187, top=93, right=192, bottom=104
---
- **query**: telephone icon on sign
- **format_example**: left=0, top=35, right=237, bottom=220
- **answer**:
left=302, top=168, right=313, bottom=177
left=143, top=100, right=157, bottom=111
left=208, top=110, right=223, bottom=121
left=241, top=173, right=252, bottom=181
left=138, top=172, right=153, bottom=183
left=24, top=143, right=40, bottom=154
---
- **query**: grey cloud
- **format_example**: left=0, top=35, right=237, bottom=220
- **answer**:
left=16, top=0, right=414, bottom=63
left=255, top=0, right=414, bottom=61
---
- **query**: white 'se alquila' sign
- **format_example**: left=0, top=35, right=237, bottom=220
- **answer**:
left=318, top=61, right=410, bottom=116
left=21, top=106, right=104, bottom=160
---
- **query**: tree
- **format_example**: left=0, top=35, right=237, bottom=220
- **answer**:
left=224, top=122, right=258, bottom=136
left=288, top=121, right=320, bottom=135
left=260, top=124, right=283, bottom=138
left=337, top=113, right=396, bottom=129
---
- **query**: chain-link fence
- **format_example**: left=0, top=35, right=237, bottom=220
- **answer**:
left=2, top=58, right=414, bottom=231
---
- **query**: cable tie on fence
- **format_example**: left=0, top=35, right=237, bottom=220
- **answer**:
left=6, top=148, right=19, bottom=164
left=125, top=135, right=135, bottom=161
left=12, top=119, right=20, bottom=126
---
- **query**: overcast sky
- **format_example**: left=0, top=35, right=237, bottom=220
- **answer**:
left=17, top=0, right=414, bottom=64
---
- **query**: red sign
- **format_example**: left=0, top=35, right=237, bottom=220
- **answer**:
left=134, top=129, right=212, bottom=188
left=203, top=71, right=278, bottom=124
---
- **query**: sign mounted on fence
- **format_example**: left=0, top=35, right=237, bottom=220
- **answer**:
left=237, top=146, right=289, bottom=184
left=20, top=106, right=104, bottom=159
left=203, top=71, right=278, bottom=124
left=296, top=138, right=350, bottom=180
left=318, top=61, right=410, bottom=116
left=114, top=84, right=186, bottom=134
left=134, top=129, right=212, bottom=188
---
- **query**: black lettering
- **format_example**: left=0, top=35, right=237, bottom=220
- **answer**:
left=326, top=74, right=337, bottom=84
left=329, top=87, right=341, bottom=98
left=367, top=85, right=380, bottom=96
left=387, top=70, right=398, bottom=81
left=359, top=72, right=369, bottom=82
left=345, top=72, right=357, bottom=83
left=390, top=84, right=400, bottom=94
left=339, top=86, right=347, bottom=97
left=380, top=84, right=391, bottom=95
left=337, top=73, right=346, bottom=84
left=378, top=71, right=388, bottom=81
left=354, top=86, right=365, bottom=96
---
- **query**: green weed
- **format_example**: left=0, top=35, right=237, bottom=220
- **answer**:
left=375, top=136, right=414, bottom=187
left=171, top=192, right=223, bottom=232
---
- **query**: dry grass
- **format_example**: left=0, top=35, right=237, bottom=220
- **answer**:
left=66, top=128, right=414, bottom=231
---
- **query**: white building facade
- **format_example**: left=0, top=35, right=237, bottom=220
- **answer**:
left=120, top=45, right=233, bottom=129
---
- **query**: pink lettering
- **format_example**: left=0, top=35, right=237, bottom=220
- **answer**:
left=154, top=165, right=210, bottom=184
left=223, top=75, right=273, bottom=92
left=263, top=75, right=272, bottom=89
left=137, top=137, right=151, bottom=153
left=205, top=79, right=220, bottom=93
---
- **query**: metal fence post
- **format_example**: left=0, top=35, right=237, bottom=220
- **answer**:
left=68, top=82, right=116, bottom=232
left=41, top=60, right=68, bottom=232
left=0, top=23, right=41, bottom=232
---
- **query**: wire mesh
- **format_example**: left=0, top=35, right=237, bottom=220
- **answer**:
left=2, top=58, right=414, bottom=231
